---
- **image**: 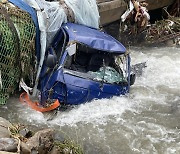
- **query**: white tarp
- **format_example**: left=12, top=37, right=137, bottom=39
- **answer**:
left=121, top=0, right=134, bottom=22
left=22, top=0, right=100, bottom=96
left=64, top=0, right=99, bottom=29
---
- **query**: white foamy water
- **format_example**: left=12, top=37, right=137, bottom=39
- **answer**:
left=1, top=47, right=180, bottom=153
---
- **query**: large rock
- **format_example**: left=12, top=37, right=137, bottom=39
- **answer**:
left=20, top=142, right=31, bottom=154
left=0, top=152, right=18, bottom=154
left=26, top=129, right=55, bottom=154
left=0, top=138, right=18, bottom=152
left=0, top=117, right=13, bottom=138
left=49, top=146, right=60, bottom=154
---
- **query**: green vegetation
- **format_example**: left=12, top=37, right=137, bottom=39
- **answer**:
left=0, top=2, right=36, bottom=104
left=54, top=139, right=83, bottom=154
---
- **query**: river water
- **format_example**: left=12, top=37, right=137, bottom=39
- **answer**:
left=0, top=46, right=180, bottom=154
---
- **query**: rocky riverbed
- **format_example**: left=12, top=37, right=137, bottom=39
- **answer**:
left=0, top=117, right=83, bottom=154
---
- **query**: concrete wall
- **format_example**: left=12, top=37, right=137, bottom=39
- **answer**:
left=97, top=0, right=175, bottom=25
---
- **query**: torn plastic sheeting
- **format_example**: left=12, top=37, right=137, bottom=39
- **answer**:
left=23, top=0, right=67, bottom=47
left=23, top=0, right=67, bottom=96
left=24, top=0, right=99, bottom=47
left=121, top=0, right=150, bottom=22
left=121, top=0, right=134, bottom=22
left=64, top=0, right=100, bottom=29
left=19, top=78, right=33, bottom=95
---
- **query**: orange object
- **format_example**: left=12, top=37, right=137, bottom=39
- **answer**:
left=19, top=92, right=60, bottom=112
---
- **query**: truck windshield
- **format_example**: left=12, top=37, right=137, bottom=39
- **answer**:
left=64, top=43, right=128, bottom=84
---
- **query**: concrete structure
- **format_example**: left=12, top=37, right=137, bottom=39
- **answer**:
left=98, top=0, right=175, bottom=25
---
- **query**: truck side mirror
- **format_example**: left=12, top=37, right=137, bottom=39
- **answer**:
left=130, top=73, right=136, bottom=86
left=45, top=54, right=57, bottom=68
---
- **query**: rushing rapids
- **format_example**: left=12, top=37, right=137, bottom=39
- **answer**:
left=0, top=46, right=180, bottom=153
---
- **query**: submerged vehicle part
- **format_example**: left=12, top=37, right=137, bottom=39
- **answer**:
left=20, top=92, right=60, bottom=112
left=37, top=23, right=134, bottom=107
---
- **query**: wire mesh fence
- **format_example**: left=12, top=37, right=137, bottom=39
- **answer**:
left=0, top=2, right=36, bottom=104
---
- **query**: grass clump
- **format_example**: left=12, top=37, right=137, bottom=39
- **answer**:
left=54, top=139, right=83, bottom=154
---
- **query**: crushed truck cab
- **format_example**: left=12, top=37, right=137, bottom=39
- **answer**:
left=39, top=23, right=135, bottom=106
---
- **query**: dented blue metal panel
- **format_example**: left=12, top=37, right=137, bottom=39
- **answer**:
left=62, top=23, right=126, bottom=53
left=39, top=23, right=130, bottom=105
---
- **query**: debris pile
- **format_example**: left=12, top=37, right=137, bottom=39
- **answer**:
left=168, top=0, right=180, bottom=17
left=146, top=16, right=180, bottom=45
left=120, top=0, right=180, bottom=46
left=121, top=0, right=150, bottom=35
left=145, top=0, right=179, bottom=45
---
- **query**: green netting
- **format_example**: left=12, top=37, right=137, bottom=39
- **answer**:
left=0, top=2, right=36, bottom=105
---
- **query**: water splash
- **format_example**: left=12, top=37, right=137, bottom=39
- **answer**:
left=1, top=47, right=180, bottom=153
